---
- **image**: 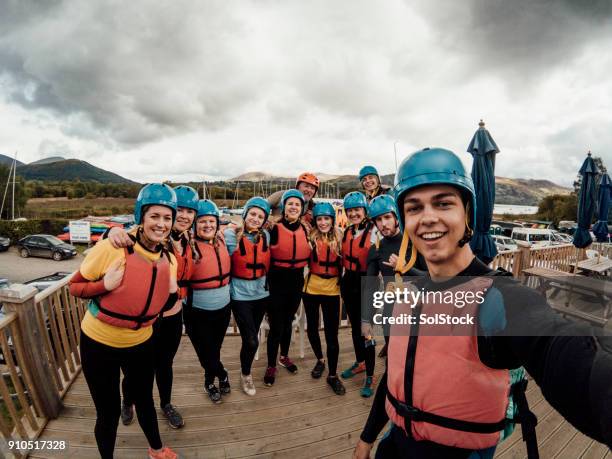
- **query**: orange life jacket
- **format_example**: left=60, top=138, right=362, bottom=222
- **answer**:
left=309, top=239, right=341, bottom=278
left=187, top=238, right=231, bottom=289
left=341, top=222, right=373, bottom=273
left=385, top=277, right=512, bottom=450
left=270, top=223, right=311, bottom=269
left=174, top=240, right=193, bottom=299
left=95, top=247, right=172, bottom=329
left=231, top=233, right=270, bottom=280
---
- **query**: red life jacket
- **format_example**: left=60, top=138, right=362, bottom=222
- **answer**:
left=187, top=238, right=231, bottom=289
left=270, top=222, right=311, bottom=269
left=385, top=277, right=513, bottom=450
left=173, top=239, right=193, bottom=300
left=309, top=239, right=341, bottom=278
left=95, top=247, right=172, bottom=329
left=341, top=222, right=373, bottom=273
left=231, top=233, right=270, bottom=280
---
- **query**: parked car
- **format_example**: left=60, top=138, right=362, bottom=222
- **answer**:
left=17, top=234, right=77, bottom=261
left=0, top=236, right=10, bottom=252
left=552, top=231, right=572, bottom=243
left=510, top=228, right=560, bottom=247
left=492, top=235, right=518, bottom=252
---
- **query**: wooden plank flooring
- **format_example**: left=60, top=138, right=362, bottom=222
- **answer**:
left=34, top=329, right=610, bottom=458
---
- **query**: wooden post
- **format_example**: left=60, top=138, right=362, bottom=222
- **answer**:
left=514, top=242, right=531, bottom=278
left=0, top=285, right=62, bottom=419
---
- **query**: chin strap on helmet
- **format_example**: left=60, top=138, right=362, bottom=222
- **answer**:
left=394, top=227, right=417, bottom=285
left=458, top=202, right=474, bottom=248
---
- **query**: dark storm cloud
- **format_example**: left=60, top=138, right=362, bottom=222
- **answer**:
left=0, top=0, right=262, bottom=145
left=412, top=0, right=612, bottom=85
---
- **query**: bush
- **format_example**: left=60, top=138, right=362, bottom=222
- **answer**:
left=0, top=219, right=68, bottom=243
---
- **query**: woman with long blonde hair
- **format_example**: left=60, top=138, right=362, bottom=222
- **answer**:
left=303, top=202, right=345, bottom=395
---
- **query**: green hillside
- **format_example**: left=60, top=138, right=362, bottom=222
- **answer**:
left=16, top=159, right=136, bottom=184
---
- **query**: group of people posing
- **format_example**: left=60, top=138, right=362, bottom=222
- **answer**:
left=70, top=148, right=612, bottom=459
left=69, top=164, right=401, bottom=458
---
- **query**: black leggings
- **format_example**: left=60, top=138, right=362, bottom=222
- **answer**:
left=123, top=311, right=183, bottom=408
left=303, top=294, right=340, bottom=375
left=376, top=424, right=474, bottom=458
left=80, top=331, right=162, bottom=459
left=183, top=297, right=206, bottom=368
left=267, top=268, right=304, bottom=367
left=192, top=304, right=231, bottom=385
left=231, top=297, right=268, bottom=375
left=341, top=273, right=375, bottom=377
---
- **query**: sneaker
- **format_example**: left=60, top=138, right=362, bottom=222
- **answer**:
left=327, top=376, right=346, bottom=395
left=264, top=366, right=277, bottom=387
left=378, top=343, right=388, bottom=358
left=148, top=446, right=178, bottom=459
left=341, top=361, right=366, bottom=379
left=162, top=403, right=184, bottom=429
left=205, top=383, right=222, bottom=403
left=360, top=376, right=375, bottom=398
left=219, top=374, right=231, bottom=395
left=241, top=373, right=256, bottom=396
left=121, top=401, right=134, bottom=426
left=279, top=356, right=298, bottom=374
left=311, top=360, right=325, bottom=379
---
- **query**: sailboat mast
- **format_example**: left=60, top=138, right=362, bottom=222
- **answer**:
left=12, top=152, right=17, bottom=220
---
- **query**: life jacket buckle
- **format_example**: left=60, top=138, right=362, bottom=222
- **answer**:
left=395, top=402, right=422, bottom=421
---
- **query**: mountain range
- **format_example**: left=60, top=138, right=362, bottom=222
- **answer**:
left=0, top=154, right=571, bottom=205
left=0, top=154, right=135, bottom=184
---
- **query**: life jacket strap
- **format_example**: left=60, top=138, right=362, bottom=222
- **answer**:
left=387, top=392, right=508, bottom=434
left=92, top=298, right=160, bottom=327
left=271, top=257, right=310, bottom=264
left=184, top=272, right=231, bottom=284
left=511, top=379, right=539, bottom=459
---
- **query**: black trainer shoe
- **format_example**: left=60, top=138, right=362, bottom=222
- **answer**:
left=121, top=401, right=134, bottom=425
left=219, top=374, right=231, bottom=395
left=205, top=383, right=222, bottom=403
left=327, top=376, right=346, bottom=395
left=311, top=360, right=325, bottom=379
left=162, top=403, right=184, bottom=429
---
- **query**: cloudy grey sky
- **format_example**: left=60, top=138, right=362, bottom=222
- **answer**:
left=1, top=0, right=611, bottom=185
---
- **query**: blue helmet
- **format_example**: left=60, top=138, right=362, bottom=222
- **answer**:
left=359, top=165, right=379, bottom=181
left=243, top=196, right=270, bottom=222
left=343, top=191, right=368, bottom=212
left=196, top=199, right=220, bottom=223
left=134, top=183, right=177, bottom=225
left=393, top=147, right=476, bottom=228
left=312, top=202, right=336, bottom=224
left=368, top=194, right=398, bottom=220
left=174, top=185, right=199, bottom=211
left=280, top=189, right=305, bottom=214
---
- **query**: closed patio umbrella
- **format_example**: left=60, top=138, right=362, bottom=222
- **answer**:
left=468, top=120, right=499, bottom=263
left=573, top=152, right=599, bottom=248
left=592, top=173, right=611, bottom=243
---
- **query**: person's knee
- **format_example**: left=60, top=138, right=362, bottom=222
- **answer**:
left=245, top=336, right=259, bottom=352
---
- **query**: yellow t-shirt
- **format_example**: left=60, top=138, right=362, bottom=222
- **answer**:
left=303, top=273, right=340, bottom=296
left=80, top=238, right=177, bottom=348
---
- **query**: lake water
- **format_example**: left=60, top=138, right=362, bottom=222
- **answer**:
left=494, top=204, right=538, bottom=215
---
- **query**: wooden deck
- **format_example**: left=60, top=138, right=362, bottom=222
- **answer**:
left=35, top=330, right=611, bottom=459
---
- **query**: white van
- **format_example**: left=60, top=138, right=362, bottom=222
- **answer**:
left=510, top=228, right=561, bottom=247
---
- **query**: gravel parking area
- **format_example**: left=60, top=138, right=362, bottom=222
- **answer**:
left=0, top=246, right=83, bottom=284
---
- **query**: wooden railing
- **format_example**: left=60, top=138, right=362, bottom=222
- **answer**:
left=490, top=243, right=590, bottom=277
left=0, top=277, right=86, bottom=458
left=591, top=242, right=612, bottom=259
